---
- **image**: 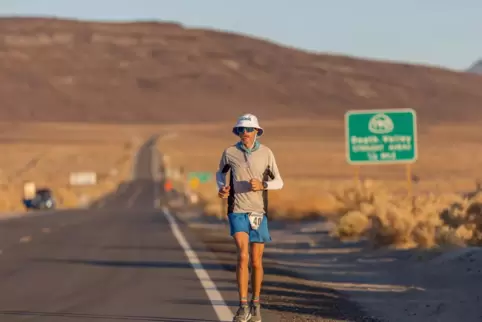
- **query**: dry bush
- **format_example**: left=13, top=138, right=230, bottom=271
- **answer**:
left=438, top=192, right=482, bottom=246
left=329, top=180, right=482, bottom=249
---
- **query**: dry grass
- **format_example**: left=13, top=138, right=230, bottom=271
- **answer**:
left=329, top=179, right=482, bottom=249
left=0, top=122, right=160, bottom=213
left=157, top=118, right=482, bottom=248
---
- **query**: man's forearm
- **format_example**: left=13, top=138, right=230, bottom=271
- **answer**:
left=216, top=171, right=226, bottom=190
left=264, top=177, right=283, bottom=190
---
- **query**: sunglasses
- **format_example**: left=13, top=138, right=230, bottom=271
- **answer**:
left=235, top=127, right=256, bottom=135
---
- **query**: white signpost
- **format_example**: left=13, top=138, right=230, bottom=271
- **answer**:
left=69, top=172, right=97, bottom=186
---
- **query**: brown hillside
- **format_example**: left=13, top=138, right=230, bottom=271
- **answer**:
left=0, top=17, right=481, bottom=124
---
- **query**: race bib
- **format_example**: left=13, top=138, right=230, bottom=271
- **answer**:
left=248, top=212, right=264, bottom=230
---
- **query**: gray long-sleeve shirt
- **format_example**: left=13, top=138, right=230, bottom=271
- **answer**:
left=216, top=143, right=283, bottom=214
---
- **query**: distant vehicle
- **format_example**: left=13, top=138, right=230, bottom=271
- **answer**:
left=23, top=188, right=56, bottom=211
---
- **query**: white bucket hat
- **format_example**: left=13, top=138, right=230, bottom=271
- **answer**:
left=232, top=113, right=264, bottom=137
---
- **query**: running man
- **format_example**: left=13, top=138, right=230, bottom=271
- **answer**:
left=216, top=113, right=284, bottom=322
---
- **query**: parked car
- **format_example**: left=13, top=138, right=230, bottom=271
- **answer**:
left=23, top=188, right=56, bottom=210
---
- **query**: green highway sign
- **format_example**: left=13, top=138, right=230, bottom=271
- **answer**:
left=187, top=172, right=212, bottom=183
left=345, top=108, right=417, bottom=164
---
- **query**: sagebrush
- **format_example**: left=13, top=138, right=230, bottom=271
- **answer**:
left=329, top=180, right=482, bottom=248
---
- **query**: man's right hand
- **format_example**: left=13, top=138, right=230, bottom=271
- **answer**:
left=218, top=186, right=230, bottom=199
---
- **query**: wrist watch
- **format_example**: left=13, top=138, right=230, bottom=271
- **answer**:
left=262, top=181, right=268, bottom=189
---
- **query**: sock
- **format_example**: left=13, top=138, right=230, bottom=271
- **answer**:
left=240, top=297, right=248, bottom=307
left=251, top=296, right=260, bottom=305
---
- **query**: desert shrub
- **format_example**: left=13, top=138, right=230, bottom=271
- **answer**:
left=335, top=210, right=370, bottom=240
left=328, top=180, right=482, bottom=249
left=438, top=191, right=482, bottom=246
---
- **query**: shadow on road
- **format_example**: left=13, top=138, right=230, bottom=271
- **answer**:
left=257, top=279, right=382, bottom=320
left=31, top=257, right=354, bottom=284
left=181, top=222, right=386, bottom=321
left=0, top=311, right=219, bottom=322
left=172, top=278, right=373, bottom=320
left=31, top=258, right=236, bottom=271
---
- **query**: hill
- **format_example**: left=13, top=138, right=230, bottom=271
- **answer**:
left=1, top=17, right=482, bottom=124
left=468, top=59, right=482, bottom=74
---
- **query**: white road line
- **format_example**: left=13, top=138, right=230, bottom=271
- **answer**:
left=19, top=236, right=32, bottom=243
left=162, top=206, right=233, bottom=322
left=126, top=187, right=143, bottom=208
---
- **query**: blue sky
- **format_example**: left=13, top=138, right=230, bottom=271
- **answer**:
left=0, top=0, right=480, bottom=70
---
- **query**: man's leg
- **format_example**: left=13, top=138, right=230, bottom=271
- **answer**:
left=249, top=242, right=265, bottom=321
left=233, top=232, right=250, bottom=302
left=250, top=242, right=265, bottom=301
left=232, top=232, right=251, bottom=321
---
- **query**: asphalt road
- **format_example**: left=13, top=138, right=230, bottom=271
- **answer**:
left=0, top=137, right=374, bottom=322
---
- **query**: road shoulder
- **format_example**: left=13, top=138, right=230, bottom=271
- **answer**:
left=169, top=205, right=383, bottom=321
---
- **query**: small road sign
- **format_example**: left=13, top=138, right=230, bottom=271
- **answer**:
left=187, top=172, right=212, bottom=184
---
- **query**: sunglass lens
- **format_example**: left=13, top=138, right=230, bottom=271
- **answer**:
left=236, top=127, right=255, bottom=134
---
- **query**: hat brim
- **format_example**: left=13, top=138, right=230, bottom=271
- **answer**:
left=233, top=127, right=264, bottom=137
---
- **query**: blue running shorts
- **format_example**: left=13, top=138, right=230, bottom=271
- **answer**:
left=227, top=212, right=272, bottom=243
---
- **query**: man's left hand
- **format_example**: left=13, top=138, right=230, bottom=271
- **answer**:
left=250, top=179, right=264, bottom=191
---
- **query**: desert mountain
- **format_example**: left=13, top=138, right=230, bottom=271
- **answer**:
left=468, top=59, right=482, bottom=74
left=0, top=17, right=481, bottom=124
